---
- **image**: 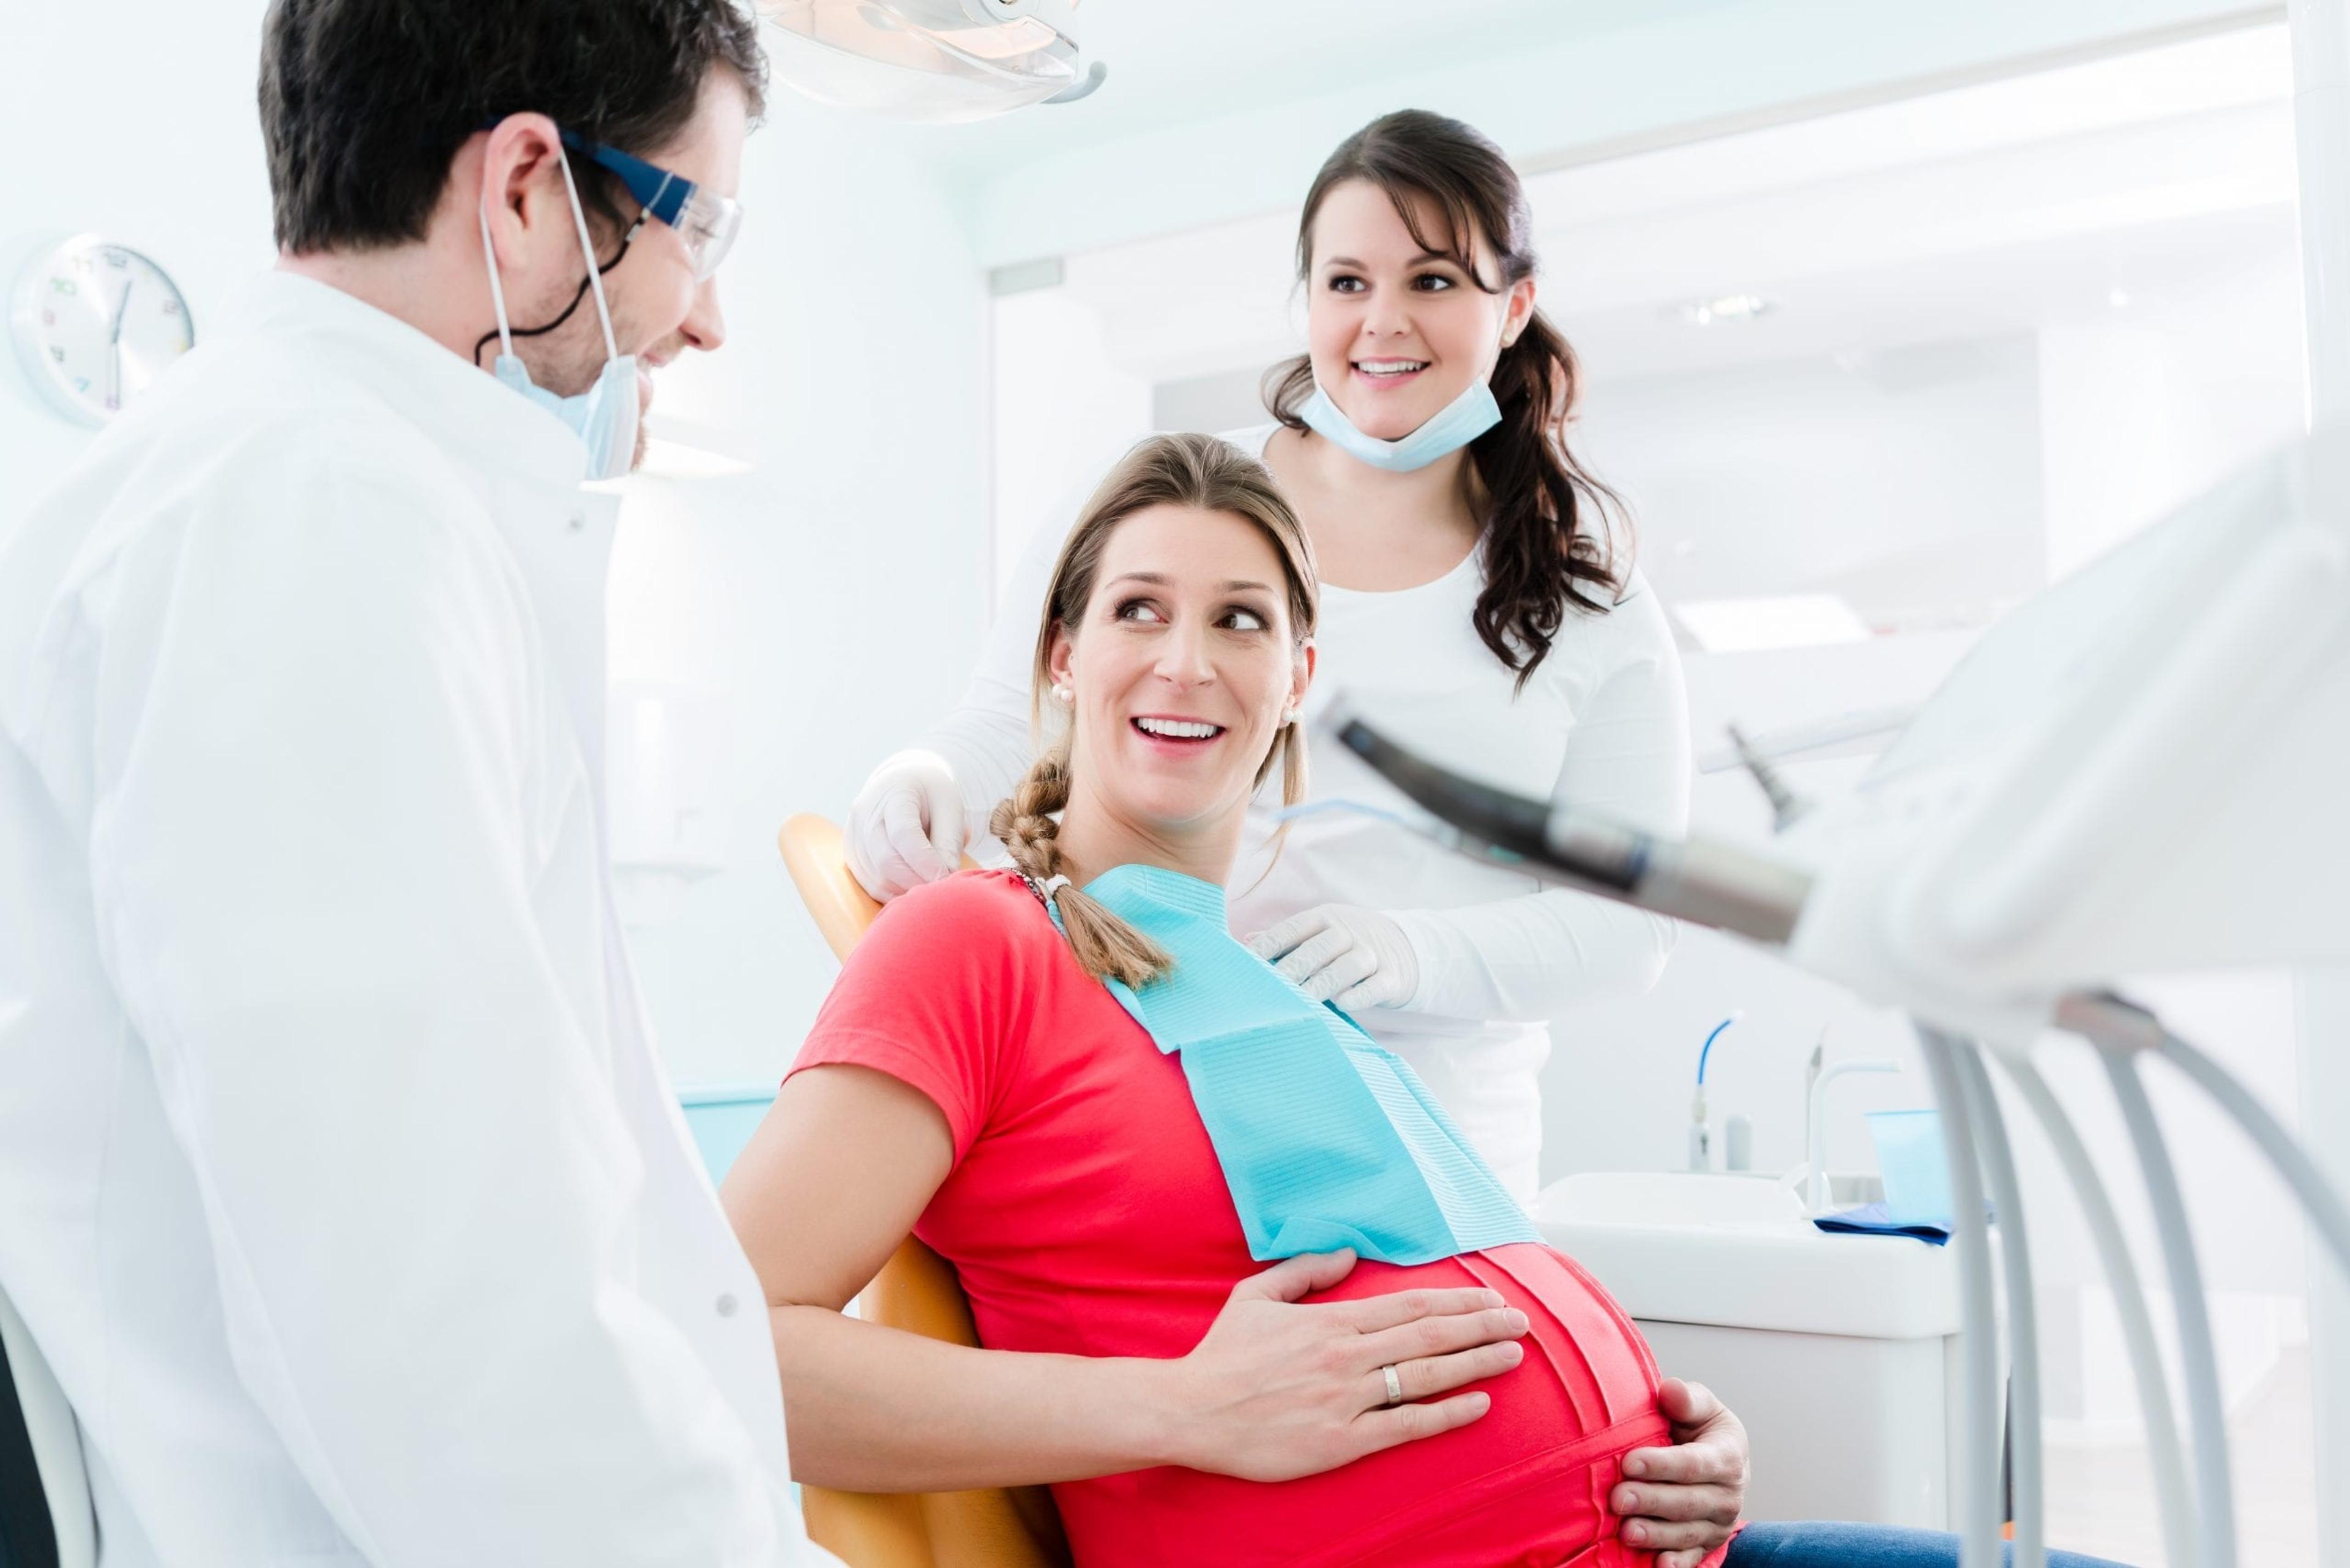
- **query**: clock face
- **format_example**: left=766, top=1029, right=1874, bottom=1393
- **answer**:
left=11, top=237, right=195, bottom=425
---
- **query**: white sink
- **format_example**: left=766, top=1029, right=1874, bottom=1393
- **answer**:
left=1541, top=1171, right=1807, bottom=1228
left=1534, top=1170, right=1960, bottom=1339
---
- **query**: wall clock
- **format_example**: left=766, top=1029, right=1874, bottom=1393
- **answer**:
left=10, top=236, right=195, bottom=425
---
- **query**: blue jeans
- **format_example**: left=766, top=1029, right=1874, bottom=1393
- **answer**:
left=1723, top=1522, right=2134, bottom=1567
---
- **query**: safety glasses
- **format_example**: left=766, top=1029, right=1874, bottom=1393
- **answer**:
left=555, top=129, right=742, bottom=282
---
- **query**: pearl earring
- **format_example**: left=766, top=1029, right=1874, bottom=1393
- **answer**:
left=1053, top=684, right=1074, bottom=704
left=1281, top=706, right=1301, bottom=725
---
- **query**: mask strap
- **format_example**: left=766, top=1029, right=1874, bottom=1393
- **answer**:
left=477, top=195, right=517, bottom=359
left=554, top=144, right=622, bottom=361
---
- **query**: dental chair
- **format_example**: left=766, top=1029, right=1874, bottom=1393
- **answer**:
left=0, top=1279, right=96, bottom=1568
left=776, top=815, right=1071, bottom=1568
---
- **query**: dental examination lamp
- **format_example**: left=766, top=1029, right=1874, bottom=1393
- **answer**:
left=1330, top=429, right=2350, bottom=1568
left=759, top=0, right=1105, bottom=121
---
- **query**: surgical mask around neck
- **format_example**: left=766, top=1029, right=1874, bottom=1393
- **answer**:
left=478, top=147, right=640, bottom=481
left=1297, top=371, right=1502, bottom=474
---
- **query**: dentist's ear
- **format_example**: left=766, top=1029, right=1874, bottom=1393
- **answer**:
left=477, top=114, right=571, bottom=259
left=1288, top=640, right=1319, bottom=722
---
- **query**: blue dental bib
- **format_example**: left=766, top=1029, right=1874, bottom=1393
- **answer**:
left=1077, top=864, right=1540, bottom=1266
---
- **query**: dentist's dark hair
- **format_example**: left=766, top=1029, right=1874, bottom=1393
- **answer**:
left=1265, top=109, right=1629, bottom=688
left=993, top=433, right=1319, bottom=989
left=258, top=0, right=766, bottom=254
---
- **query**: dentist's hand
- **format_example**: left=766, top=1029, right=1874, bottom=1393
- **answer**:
left=1247, top=904, right=1422, bottom=1010
left=1614, top=1379, right=1749, bottom=1566
left=845, top=749, right=965, bottom=902
left=1158, top=1249, right=1528, bottom=1482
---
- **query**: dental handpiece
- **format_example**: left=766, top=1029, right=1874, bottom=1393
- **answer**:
left=1328, top=711, right=1815, bottom=946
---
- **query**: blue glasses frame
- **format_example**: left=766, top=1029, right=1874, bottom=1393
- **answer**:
left=557, top=130, right=693, bottom=229
left=481, top=119, right=742, bottom=281
left=557, top=130, right=741, bottom=282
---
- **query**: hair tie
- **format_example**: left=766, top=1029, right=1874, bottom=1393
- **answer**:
left=1023, top=873, right=1070, bottom=907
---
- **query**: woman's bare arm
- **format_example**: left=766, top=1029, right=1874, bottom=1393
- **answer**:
left=722, top=1063, right=1531, bottom=1493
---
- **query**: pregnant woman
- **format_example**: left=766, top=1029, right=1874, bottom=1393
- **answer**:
left=726, top=436, right=2128, bottom=1568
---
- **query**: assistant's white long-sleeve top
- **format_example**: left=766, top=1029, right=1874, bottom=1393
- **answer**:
left=0, top=272, right=834, bottom=1567
left=922, top=424, right=1692, bottom=1198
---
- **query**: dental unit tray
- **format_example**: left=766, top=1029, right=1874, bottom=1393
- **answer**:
left=1323, top=709, right=1812, bottom=947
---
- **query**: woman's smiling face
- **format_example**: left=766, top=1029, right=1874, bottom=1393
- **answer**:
left=1050, top=504, right=1313, bottom=844
left=1304, top=179, right=1534, bottom=443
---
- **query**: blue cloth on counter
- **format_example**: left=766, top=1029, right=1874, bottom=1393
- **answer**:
left=1813, top=1200, right=1957, bottom=1245
left=1726, top=1521, right=2133, bottom=1567
left=1079, top=863, right=1541, bottom=1266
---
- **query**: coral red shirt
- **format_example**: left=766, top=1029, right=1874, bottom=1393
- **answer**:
left=791, top=870, right=1723, bottom=1568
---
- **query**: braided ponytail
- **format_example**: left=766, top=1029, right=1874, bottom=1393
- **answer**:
left=990, top=745, right=1173, bottom=988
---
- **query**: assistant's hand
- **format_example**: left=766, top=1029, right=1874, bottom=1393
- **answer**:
left=1158, top=1250, right=1528, bottom=1482
left=1614, top=1378, right=1748, bottom=1567
left=1245, top=904, right=1422, bottom=1010
left=844, top=749, right=964, bottom=902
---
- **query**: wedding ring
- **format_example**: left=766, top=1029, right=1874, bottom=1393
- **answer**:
left=1382, top=1364, right=1404, bottom=1406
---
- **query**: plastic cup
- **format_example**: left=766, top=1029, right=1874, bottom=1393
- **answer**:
left=1866, top=1108, right=1954, bottom=1227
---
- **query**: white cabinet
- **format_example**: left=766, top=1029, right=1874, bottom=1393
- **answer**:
left=1537, top=1171, right=1976, bottom=1530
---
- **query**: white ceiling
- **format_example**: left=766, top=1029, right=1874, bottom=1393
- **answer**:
left=826, top=0, right=1751, bottom=180
left=1045, top=22, right=2300, bottom=390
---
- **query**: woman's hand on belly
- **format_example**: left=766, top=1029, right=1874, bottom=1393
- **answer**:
left=1150, top=1249, right=1529, bottom=1483
left=1613, top=1378, right=1750, bottom=1567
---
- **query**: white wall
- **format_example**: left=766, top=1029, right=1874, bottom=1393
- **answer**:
left=989, top=286, right=1152, bottom=608
left=584, top=95, right=991, bottom=1088
left=1581, top=337, right=2047, bottom=632
left=0, top=2, right=275, bottom=530
left=957, top=0, right=2270, bottom=267
left=2038, top=245, right=2309, bottom=577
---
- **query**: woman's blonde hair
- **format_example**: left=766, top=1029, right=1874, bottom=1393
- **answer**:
left=990, top=433, right=1320, bottom=988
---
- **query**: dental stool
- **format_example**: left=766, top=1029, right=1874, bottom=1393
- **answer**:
left=777, top=815, right=1072, bottom=1568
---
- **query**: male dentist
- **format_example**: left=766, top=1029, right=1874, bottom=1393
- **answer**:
left=0, top=2, right=838, bottom=1561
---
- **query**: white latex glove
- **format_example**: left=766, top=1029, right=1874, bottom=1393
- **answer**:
left=1245, top=904, right=1422, bottom=1011
left=844, top=749, right=966, bottom=902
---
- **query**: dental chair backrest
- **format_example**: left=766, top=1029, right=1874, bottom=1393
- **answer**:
left=775, top=815, right=1072, bottom=1568
left=0, top=1277, right=97, bottom=1568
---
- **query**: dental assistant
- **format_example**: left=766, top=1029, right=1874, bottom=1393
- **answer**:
left=848, top=110, right=1690, bottom=1198
left=0, top=3, right=835, bottom=1562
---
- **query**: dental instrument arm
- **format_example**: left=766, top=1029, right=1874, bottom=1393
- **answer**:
left=1359, top=618, right=1696, bottom=1021
left=723, top=1062, right=1522, bottom=1493
left=1914, top=1028, right=2005, bottom=1568
left=1953, top=1047, right=2045, bottom=1568
left=1329, top=714, right=1811, bottom=945
left=2139, top=1009, right=2350, bottom=1283
left=1997, top=1054, right=2197, bottom=1568
left=2068, top=996, right=2241, bottom=1568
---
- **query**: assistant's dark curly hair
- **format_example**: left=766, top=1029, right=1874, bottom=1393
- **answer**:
left=1266, top=110, right=1629, bottom=688
left=259, top=0, right=767, bottom=253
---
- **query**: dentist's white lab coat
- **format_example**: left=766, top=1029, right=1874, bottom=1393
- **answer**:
left=0, top=272, right=834, bottom=1566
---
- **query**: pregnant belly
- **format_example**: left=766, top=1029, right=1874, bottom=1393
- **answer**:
left=1053, top=1243, right=1671, bottom=1568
